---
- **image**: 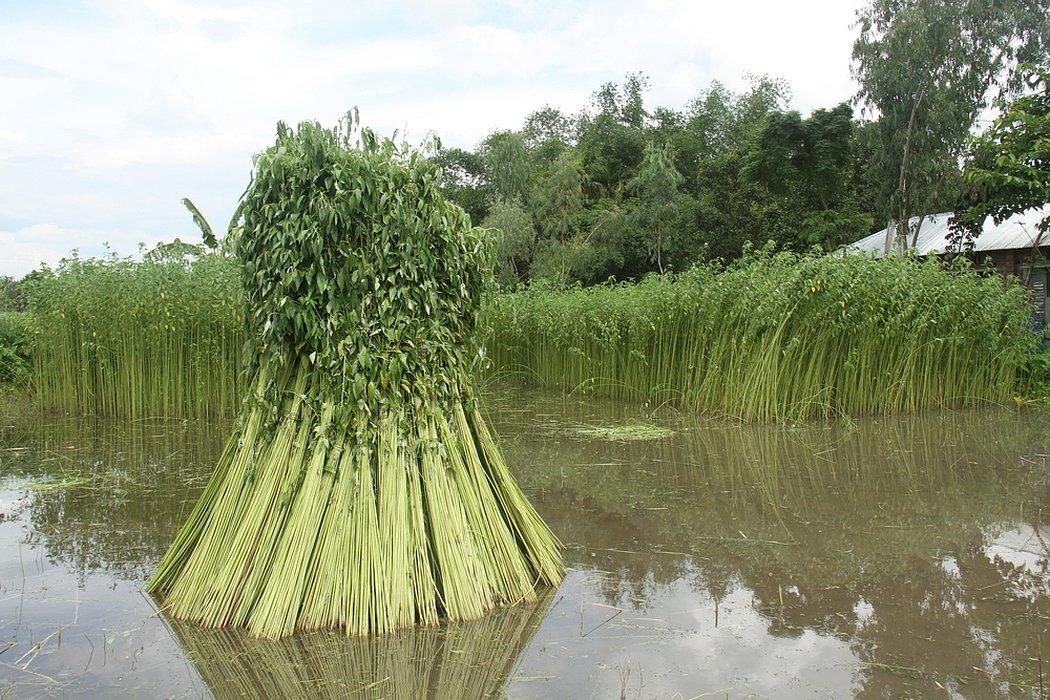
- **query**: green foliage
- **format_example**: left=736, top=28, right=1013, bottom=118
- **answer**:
left=481, top=131, right=531, bottom=205
left=484, top=251, right=1037, bottom=420
left=149, top=114, right=563, bottom=639
left=432, top=146, right=488, bottom=225
left=0, top=312, right=32, bottom=389
left=0, top=275, right=27, bottom=312
left=852, top=0, right=1050, bottom=249
left=951, top=65, right=1050, bottom=248
left=743, top=103, right=871, bottom=250
left=28, top=251, right=243, bottom=418
left=437, top=73, right=877, bottom=285
left=482, top=198, right=535, bottom=288
left=1015, top=341, right=1050, bottom=400
left=575, top=73, right=651, bottom=194
left=521, top=106, right=573, bottom=166
left=627, top=141, right=683, bottom=273
left=529, top=150, right=584, bottom=286
left=233, top=116, right=493, bottom=421
left=181, top=197, right=218, bottom=250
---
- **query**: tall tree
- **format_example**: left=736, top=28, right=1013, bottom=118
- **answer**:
left=521, top=106, right=574, bottom=169
left=481, top=130, right=531, bottom=205
left=852, top=0, right=1050, bottom=252
left=743, top=104, right=852, bottom=211
left=685, top=77, right=790, bottom=162
left=627, top=142, right=683, bottom=273
left=951, top=65, right=1050, bottom=248
left=530, top=150, right=585, bottom=285
left=743, top=103, right=872, bottom=249
left=433, top=147, right=488, bottom=224
left=684, top=77, right=794, bottom=260
left=575, top=73, right=651, bottom=195
left=482, top=198, right=536, bottom=288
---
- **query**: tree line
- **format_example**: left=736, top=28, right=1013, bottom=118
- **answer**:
left=435, top=74, right=880, bottom=287
left=3, top=0, right=1046, bottom=297
left=435, top=0, right=1049, bottom=288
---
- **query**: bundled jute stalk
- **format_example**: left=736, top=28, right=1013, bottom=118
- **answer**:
left=147, top=114, right=563, bottom=638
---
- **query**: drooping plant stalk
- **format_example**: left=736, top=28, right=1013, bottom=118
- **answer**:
left=147, top=113, right=563, bottom=638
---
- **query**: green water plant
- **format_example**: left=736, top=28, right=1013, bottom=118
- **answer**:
left=484, top=248, right=1038, bottom=420
left=146, top=113, right=564, bottom=638
left=27, top=252, right=242, bottom=418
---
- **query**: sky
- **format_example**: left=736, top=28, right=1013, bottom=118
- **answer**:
left=0, top=0, right=867, bottom=279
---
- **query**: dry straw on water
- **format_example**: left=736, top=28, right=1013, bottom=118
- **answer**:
left=147, top=113, right=564, bottom=638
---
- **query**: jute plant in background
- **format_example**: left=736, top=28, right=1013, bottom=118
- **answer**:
left=484, top=249, right=1037, bottom=420
left=147, top=113, right=564, bottom=639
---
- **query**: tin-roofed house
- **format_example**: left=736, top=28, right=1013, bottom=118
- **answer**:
left=848, top=206, right=1050, bottom=328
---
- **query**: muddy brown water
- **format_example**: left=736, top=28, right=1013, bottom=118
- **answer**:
left=1, top=386, right=1048, bottom=699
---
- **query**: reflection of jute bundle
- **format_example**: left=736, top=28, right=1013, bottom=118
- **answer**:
left=170, top=588, right=554, bottom=700
left=148, top=114, right=563, bottom=639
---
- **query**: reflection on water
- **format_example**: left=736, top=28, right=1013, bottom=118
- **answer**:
left=0, top=413, right=229, bottom=699
left=1, top=388, right=1048, bottom=698
left=169, top=591, right=552, bottom=699
left=487, top=386, right=1050, bottom=698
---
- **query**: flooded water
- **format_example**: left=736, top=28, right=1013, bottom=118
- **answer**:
left=1, top=387, right=1048, bottom=699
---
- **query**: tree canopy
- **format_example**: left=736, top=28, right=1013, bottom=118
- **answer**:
left=951, top=65, right=1050, bottom=248
left=430, top=8, right=1049, bottom=289
left=852, top=0, right=1050, bottom=251
left=440, top=74, right=881, bottom=288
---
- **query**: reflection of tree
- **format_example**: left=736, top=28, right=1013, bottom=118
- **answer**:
left=168, top=589, right=554, bottom=699
left=484, top=386, right=1050, bottom=696
left=0, top=413, right=227, bottom=580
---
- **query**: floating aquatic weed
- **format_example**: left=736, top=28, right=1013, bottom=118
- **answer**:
left=573, top=422, right=675, bottom=442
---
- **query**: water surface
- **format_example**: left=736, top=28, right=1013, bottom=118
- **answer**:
left=1, top=388, right=1048, bottom=698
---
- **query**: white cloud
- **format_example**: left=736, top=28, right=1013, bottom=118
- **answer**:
left=0, top=0, right=866, bottom=279
left=0, top=224, right=157, bottom=278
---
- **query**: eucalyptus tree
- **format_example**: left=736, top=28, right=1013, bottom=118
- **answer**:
left=852, top=0, right=1050, bottom=253
left=951, top=65, right=1050, bottom=248
left=627, top=141, right=684, bottom=273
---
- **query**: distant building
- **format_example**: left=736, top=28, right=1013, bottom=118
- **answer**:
left=847, top=207, right=1050, bottom=328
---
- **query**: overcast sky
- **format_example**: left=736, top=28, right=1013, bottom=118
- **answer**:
left=0, top=0, right=867, bottom=278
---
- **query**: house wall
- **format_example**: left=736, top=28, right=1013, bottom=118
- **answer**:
left=969, top=247, right=1050, bottom=280
left=968, top=247, right=1050, bottom=330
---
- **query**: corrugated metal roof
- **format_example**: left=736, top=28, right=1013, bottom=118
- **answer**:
left=847, top=206, right=1050, bottom=257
